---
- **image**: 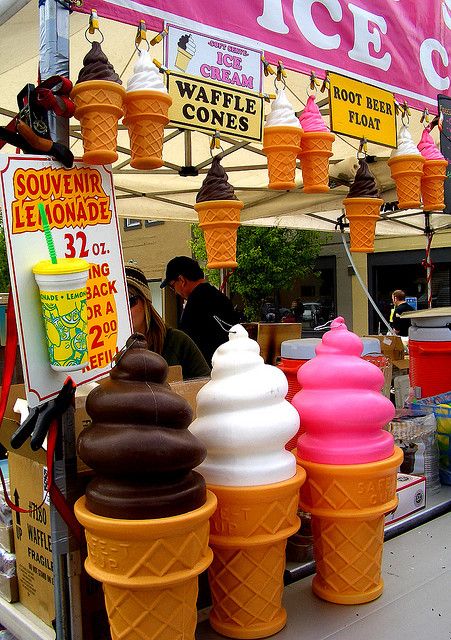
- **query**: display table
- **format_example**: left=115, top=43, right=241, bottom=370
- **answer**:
left=197, top=510, right=451, bottom=639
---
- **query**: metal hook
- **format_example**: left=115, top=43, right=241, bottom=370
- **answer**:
left=84, top=27, right=104, bottom=44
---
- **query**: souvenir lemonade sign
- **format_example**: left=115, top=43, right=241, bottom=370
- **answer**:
left=0, top=155, right=133, bottom=407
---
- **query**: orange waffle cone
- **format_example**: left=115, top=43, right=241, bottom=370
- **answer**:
left=387, top=154, right=425, bottom=209
left=343, top=197, right=383, bottom=253
left=297, top=448, right=403, bottom=605
left=194, top=199, right=244, bottom=269
left=421, top=159, right=448, bottom=211
left=71, top=80, right=126, bottom=165
left=123, top=90, right=172, bottom=170
left=74, top=491, right=217, bottom=640
left=207, top=468, right=305, bottom=639
left=263, top=126, right=302, bottom=190
left=298, top=131, right=335, bottom=193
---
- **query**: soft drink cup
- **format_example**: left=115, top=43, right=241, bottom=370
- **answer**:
left=32, top=258, right=90, bottom=372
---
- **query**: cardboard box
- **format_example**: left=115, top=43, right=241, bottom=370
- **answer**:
left=8, top=451, right=54, bottom=627
left=0, top=573, right=19, bottom=603
left=0, top=525, right=14, bottom=553
left=169, top=377, right=209, bottom=418
left=385, top=474, right=426, bottom=525
left=363, top=335, right=406, bottom=363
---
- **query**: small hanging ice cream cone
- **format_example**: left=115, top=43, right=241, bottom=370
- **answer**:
left=194, top=156, right=244, bottom=269
left=343, top=158, right=383, bottom=252
left=263, top=89, right=302, bottom=190
left=72, top=42, right=125, bottom=165
left=417, top=127, right=448, bottom=211
left=298, top=95, right=335, bottom=193
left=123, top=50, right=172, bottom=169
left=387, top=124, right=424, bottom=209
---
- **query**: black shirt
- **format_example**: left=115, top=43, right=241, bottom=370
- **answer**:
left=179, top=282, right=238, bottom=365
left=391, top=301, right=414, bottom=337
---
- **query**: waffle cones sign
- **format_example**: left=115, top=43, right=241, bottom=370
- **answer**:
left=167, top=72, right=264, bottom=142
left=329, top=73, right=396, bottom=148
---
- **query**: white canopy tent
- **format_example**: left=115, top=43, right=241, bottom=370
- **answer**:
left=0, top=0, right=450, bottom=242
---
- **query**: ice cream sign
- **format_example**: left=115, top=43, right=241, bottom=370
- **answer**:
left=0, top=156, right=133, bottom=407
left=165, top=25, right=263, bottom=93
left=328, top=72, right=396, bottom=148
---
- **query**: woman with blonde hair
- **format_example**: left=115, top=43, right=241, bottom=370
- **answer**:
left=125, top=263, right=210, bottom=379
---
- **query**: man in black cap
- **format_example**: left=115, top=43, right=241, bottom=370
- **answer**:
left=160, top=256, right=238, bottom=365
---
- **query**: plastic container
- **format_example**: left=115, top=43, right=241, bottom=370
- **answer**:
left=408, top=313, right=451, bottom=398
left=277, top=338, right=320, bottom=451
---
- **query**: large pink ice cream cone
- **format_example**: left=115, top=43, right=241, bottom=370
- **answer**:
left=417, top=127, right=448, bottom=211
left=298, top=95, right=335, bottom=193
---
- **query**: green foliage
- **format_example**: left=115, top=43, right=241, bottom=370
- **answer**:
left=191, top=223, right=327, bottom=320
left=0, top=217, right=10, bottom=292
left=189, top=225, right=220, bottom=287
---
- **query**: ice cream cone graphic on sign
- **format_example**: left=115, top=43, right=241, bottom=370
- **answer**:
left=123, top=50, right=172, bottom=169
left=75, top=336, right=216, bottom=640
left=190, top=325, right=305, bottom=638
left=175, top=34, right=196, bottom=71
left=263, top=89, right=302, bottom=190
left=417, top=127, right=448, bottom=211
left=72, top=42, right=125, bottom=165
left=292, top=318, right=401, bottom=604
left=194, top=156, right=244, bottom=269
left=343, top=158, right=383, bottom=253
left=387, top=124, right=425, bottom=209
left=298, top=95, right=335, bottom=193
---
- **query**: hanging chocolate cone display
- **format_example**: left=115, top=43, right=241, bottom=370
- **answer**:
left=262, top=88, right=302, bottom=190
left=417, top=127, right=448, bottom=211
left=194, top=156, right=244, bottom=269
left=343, top=158, right=383, bottom=252
left=298, top=95, right=335, bottom=193
left=72, top=42, right=125, bottom=165
left=387, top=124, right=424, bottom=209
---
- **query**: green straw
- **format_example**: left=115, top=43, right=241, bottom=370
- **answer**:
left=38, top=203, right=57, bottom=264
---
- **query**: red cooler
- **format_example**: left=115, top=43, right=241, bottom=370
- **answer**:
left=408, top=309, right=451, bottom=398
left=277, top=338, right=320, bottom=450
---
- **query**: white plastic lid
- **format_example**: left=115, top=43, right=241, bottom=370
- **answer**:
left=409, top=325, right=451, bottom=342
left=281, top=338, right=320, bottom=359
left=361, top=337, right=382, bottom=356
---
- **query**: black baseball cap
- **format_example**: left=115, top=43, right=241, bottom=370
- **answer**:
left=160, top=256, right=204, bottom=288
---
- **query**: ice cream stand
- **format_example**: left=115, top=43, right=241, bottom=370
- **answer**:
left=0, top=0, right=449, bottom=639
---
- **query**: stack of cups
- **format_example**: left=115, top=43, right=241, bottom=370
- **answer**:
left=190, top=325, right=305, bottom=638
left=292, top=317, right=402, bottom=604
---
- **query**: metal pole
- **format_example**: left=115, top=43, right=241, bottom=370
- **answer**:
left=38, top=2, right=82, bottom=639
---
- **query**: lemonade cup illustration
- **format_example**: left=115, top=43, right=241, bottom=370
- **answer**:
left=33, top=258, right=90, bottom=372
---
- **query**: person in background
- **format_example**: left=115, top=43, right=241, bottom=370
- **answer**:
left=291, top=298, right=304, bottom=322
left=125, top=263, right=210, bottom=379
left=160, top=256, right=238, bottom=366
left=390, top=289, right=414, bottom=337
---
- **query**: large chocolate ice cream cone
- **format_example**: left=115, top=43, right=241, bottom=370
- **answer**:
left=263, top=126, right=302, bottom=190
left=387, top=154, right=425, bottom=209
left=194, top=199, right=244, bottom=269
left=123, top=90, right=172, bottom=169
left=298, top=448, right=402, bottom=605
left=421, top=159, right=448, bottom=211
left=343, top=196, right=383, bottom=253
left=298, top=131, right=335, bottom=193
left=207, top=468, right=305, bottom=639
left=72, top=80, right=126, bottom=165
left=75, top=491, right=217, bottom=640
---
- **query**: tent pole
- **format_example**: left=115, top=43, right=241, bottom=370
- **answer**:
left=38, top=2, right=82, bottom=640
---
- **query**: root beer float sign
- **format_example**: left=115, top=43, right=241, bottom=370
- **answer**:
left=0, top=156, right=133, bottom=407
left=328, top=73, right=396, bottom=148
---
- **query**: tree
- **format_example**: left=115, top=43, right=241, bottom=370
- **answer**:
left=191, top=224, right=327, bottom=320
